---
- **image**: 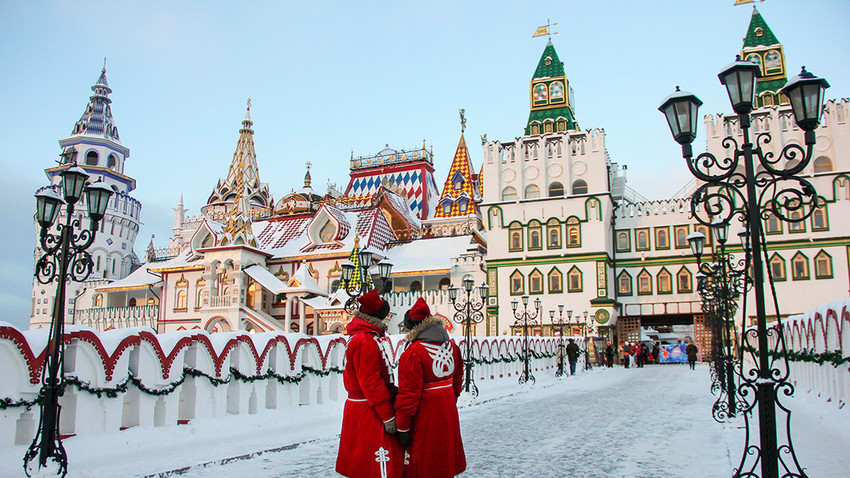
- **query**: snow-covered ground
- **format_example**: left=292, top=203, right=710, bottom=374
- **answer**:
left=2, top=364, right=847, bottom=477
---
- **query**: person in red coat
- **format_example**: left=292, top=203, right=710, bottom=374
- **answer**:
left=336, top=289, right=404, bottom=478
left=395, top=297, right=466, bottom=478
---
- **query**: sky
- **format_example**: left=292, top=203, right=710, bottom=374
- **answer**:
left=1, top=0, right=848, bottom=330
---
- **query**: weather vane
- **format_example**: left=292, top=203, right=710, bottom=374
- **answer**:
left=459, top=108, right=467, bottom=133
left=247, top=98, right=252, bottom=110
left=532, top=19, right=558, bottom=39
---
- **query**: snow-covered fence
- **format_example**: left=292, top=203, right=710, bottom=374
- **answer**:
left=0, top=324, right=563, bottom=449
left=743, top=298, right=850, bottom=407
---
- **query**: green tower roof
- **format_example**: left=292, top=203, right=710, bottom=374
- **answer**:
left=532, top=40, right=565, bottom=79
left=743, top=7, right=779, bottom=48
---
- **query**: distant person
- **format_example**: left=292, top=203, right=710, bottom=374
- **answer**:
left=605, top=342, right=614, bottom=368
left=336, top=289, right=403, bottom=478
left=686, top=342, right=698, bottom=370
left=622, top=342, right=630, bottom=368
left=652, top=343, right=661, bottom=364
left=395, top=297, right=466, bottom=478
left=635, top=343, right=644, bottom=368
left=566, top=338, right=580, bottom=375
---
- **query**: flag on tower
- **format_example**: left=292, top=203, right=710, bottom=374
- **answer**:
left=734, top=0, right=761, bottom=5
left=532, top=25, right=549, bottom=38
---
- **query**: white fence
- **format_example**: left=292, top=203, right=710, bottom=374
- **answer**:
left=743, top=298, right=850, bottom=407
left=0, top=323, right=568, bottom=449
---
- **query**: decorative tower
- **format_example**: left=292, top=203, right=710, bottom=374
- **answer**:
left=741, top=6, right=788, bottom=108
left=525, top=39, right=577, bottom=135
left=204, top=100, right=273, bottom=218
left=31, top=67, right=142, bottom=329
left=335, top=237, right=374, bottom=293
left=434, top=109, right=481, bottom=220
left=219, top=162, right=258, bottom=248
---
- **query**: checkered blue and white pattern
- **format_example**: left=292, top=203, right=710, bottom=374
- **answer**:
left=345, top=168, right=433, bottom=220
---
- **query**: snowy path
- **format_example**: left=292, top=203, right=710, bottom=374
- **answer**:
left=3, top=364, right=847, bottom=477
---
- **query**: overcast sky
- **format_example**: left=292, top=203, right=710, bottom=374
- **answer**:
left=1, top=1, right=848, bottom=330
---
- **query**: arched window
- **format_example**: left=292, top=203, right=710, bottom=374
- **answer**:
left=674, top=226, right=689, bottom=248
left=657, top=268, right=673, bottom=294
left=509, top=223, right=523, bottom=251
left=814, top=251, right=833, bottom=278
left=788, top=210, right=805, bottom=232
left=93, top=294, right=103, bottom=307
left=769, top=254, right=786, bottom=281
left=528, top=221, right=542, bottom=250
left=128, top=298, right=137, bottom=307
left=765, top=212, right=782, bottom=234
left=176, top=290, right=187, bottom=310
left=616, top=231, right=630, bottom=251
left=637, top=270, right=652, bottom=295
left=618, top=271, right=632, bottom=296
left=439, top=277, right=451, bottom=290
left=813, top=157, right=833, bottom=173
left=107, top=154, right=118, bottom=170
left=677, top=267, right=692, bottom=293
left=525, top=184, right=540, bottom=199
left=86, top=150, right=99, bottom=166
left=572, top=180, right=588, bottom=195
left=510, top=270, right=524, bottom=295
left=247, top=282, right=258, bottom=308
left=548, top=268, right=563, bottom=293
left=567, top=267, right=582, bottom=292
left=409, top=281, right=422, bottom=292
left=791, top=253, right=809, bottom=280
left=566, top=217, right=580, bottom=247
left=548, top=182, right=564, bottom=197
left=636, top=229, right=649, bottom=250
left=529, top=269, right=544, bottom=294
left=547, top=219, right=561, bottom=248
left=812, top=207, right=828, bottom=230
left=655, top=228, right=669, bottom=249
left=502, top=186, right=517, bottom=201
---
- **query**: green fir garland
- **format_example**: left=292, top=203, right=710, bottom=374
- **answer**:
left=0, top=364, right=345, bottom=410
left=742, top=346, right=850, bottom=369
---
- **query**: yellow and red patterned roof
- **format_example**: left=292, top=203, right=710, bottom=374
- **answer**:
left=435, top=134, right=478, bottom=218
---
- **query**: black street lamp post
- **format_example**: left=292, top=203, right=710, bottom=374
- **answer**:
left=581, top=310, right=594, bottom=371
left=340, top=250, right=393, bottom=313
left=661, top=58, right=829, bottom=478
left=689, top=223, right=749, bottom=423
left=24, top=150, right=113, bottom=477
left=511, top=295, right=540, bottom=385
left=448, top=277, right=489, bottom=397
left=549, top=304, right=566, bottom=377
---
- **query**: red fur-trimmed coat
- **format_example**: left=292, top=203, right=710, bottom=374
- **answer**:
left=395, top=317, right=466, bottom=477
left=336, top=313, right=404, bottom=478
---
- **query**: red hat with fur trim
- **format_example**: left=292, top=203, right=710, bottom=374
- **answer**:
left=357, top=289, right=386, bottom=316
left=407, top=297, right=431, bottom=322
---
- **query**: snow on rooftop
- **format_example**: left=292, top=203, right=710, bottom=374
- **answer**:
left=96, top=263, right=163, bottom=291
left=387, top=235, right=478, bottom=273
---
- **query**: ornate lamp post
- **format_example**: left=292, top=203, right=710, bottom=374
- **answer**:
left=340, top=249, right=392, bottom=313
left=660, top=59, right=829, bottom=478
left=549, top=304, right=567, bottom=377
left=689, top=223, right=749, bottom=423
left=581, top=310, right=594, bottom=371
left=448, top=277, right=489, bottom=396
left=511, top=295, right=540, bottom=385
left=24, top=150, right=113, bottom=477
